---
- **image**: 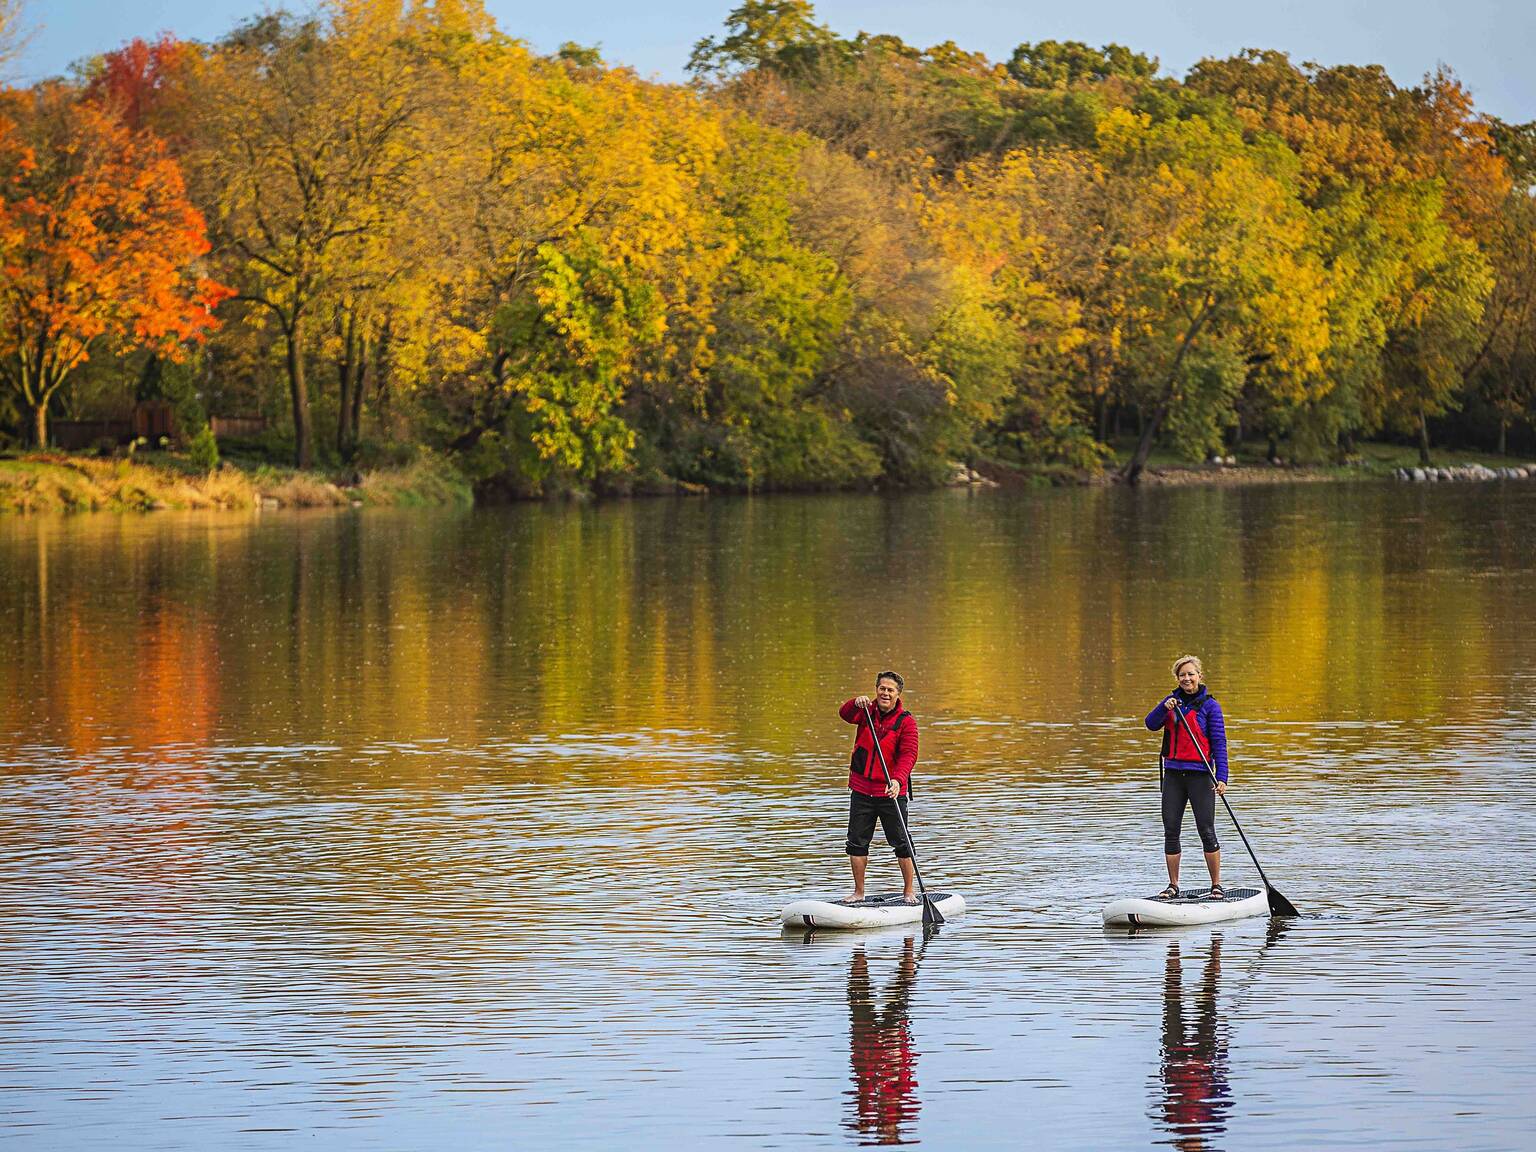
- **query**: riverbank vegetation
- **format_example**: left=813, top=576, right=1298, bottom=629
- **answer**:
left=0, top=452, right=472, bottom=513
left=2, top=0, right=1534, bottom=497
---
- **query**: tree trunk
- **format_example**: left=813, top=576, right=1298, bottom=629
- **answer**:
left=21, top=358, right=54, bottom=447
left=1417, top=406, right=1431, bottom=467
left=1499, top=376, right=1514, bottom=455
left=1091, top=351, right=1110, bottom=443
left=1123, top=404, right=1164, bottom=485
left=136, top=353, right=163, bottom=402
left=286, top=315, right=313, bottom=470
left=1120, top=296, right=1215, bottom=485
left=373, top=319, right=393, bottom=415
left=447, top=350, right=512, bottom=454
left=350, top=346, right=367, bottom=455
left=336, top=308, right=360, bottom=462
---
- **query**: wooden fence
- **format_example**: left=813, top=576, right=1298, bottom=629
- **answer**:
left=49, top=419, right=132, bottom=451
left=210, top=415, right=268, bottom=439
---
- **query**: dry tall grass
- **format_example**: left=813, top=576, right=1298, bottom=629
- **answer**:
left=1, top=454, right=472, bottom=513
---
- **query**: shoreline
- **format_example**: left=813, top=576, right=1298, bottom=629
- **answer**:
left=1124, top=461, right=1536, bottom=487
left=3, top=449, right=1534, bottom=514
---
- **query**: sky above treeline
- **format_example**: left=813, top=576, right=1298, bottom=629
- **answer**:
left=11, top=0, right=1536, bottom=124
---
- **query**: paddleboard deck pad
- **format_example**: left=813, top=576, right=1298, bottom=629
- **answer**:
left=780, top=891, right=966, bottom=930
left=1103, top=886, right=1267, bottom=927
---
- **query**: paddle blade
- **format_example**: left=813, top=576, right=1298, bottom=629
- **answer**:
left=1267, top=886, right=1300, bottom=918
left=922, top=897, right=945, bottom=926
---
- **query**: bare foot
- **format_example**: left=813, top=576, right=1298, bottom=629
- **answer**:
left=845, top=892, right=865, bottom=903
left=902, top=893, right=918, bottom=905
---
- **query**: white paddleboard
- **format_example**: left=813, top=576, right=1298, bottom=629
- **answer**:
left=1102, top=885, right=1269, bottom=927
left=780, top=891, right=966, bottom=930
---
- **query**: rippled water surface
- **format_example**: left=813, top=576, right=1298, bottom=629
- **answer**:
left=2, top=483, right=1534, bottom=1149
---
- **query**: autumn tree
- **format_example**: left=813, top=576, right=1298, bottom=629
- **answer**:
left=1186, top=52, right=1501, bottom=460
left=920, top=149, right=1104, bottom=467
left=409, top=21, right=739, bottom=492
left=1090, top=110, right=1329, bottom=482
left=693, top=5, right=1034, bottom=174
left=688, top=1, right=836, bottom=80
left=83, top=34, right=202, bottom=143
left=1005, top=40, right=1158, bottom=90
left=190, top=3, right=430, bottom=467
left=0, top=84, right=226, bottom=447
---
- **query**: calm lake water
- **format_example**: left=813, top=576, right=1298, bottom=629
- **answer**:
left=2, top=483, right=1534, bottom=1150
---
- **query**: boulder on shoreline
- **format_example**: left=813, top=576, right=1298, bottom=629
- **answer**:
left=1395, top=463, right=1534, bottom=483
left=946, top=462, right=1000, bottom=488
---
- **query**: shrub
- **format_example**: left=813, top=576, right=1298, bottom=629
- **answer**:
left=186, top=426, right=220, bottom=472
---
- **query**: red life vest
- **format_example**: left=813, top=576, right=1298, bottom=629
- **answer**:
left=1164, top=702, right=1211, bottom=765
left=850, top=708, right=912, bottom=786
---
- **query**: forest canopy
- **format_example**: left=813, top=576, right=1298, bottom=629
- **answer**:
left=2, top=0, right=1533, bottom=491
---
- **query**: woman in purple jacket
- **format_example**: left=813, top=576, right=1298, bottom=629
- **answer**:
left=1145, top=655, right=1228, bottom=900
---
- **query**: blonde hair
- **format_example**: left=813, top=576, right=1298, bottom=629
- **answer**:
left=1171, top=654, right=1205, bottom=682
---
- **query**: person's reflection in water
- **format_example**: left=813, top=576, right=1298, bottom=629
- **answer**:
left=845, top=935, right=921, bottom=1145
left=1155, top=935, right=1232, bottom=1151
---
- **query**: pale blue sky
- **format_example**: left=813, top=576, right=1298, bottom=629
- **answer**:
left=11, top=0, right=1535, bottom=122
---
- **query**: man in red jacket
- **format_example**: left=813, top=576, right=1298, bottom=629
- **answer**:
left=840, top=671, right=920, bottom=903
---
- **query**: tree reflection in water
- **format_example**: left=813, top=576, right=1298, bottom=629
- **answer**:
left=1155, top=935, right=1233, bottom=1151
left=845, top=935, right=921, bottom=1145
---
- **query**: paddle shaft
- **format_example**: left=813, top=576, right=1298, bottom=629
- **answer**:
left=1170, top=702, right=1298, bottom=916
left=860, top=703, right=943, bottom=925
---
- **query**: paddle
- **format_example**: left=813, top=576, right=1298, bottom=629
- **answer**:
left=860, top=702, right=945, bottom=926
left=1171, top=702, right=1300, bottom=918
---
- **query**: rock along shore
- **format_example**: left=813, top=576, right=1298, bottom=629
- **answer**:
left=1393, top=464, right=1536, bottom=483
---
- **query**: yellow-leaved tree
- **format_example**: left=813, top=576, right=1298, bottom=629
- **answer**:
left=190, top=1, right=431, bottom=468
left=1091, top=109, right=1329, bottom=482
left=417, top=26, right=729, bottom=492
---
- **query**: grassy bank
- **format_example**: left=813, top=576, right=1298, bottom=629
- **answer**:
left=0, top=453, right=473, bottom=514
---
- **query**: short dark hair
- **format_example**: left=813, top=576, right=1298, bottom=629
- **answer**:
left=876, top=670, right=904, bottom=691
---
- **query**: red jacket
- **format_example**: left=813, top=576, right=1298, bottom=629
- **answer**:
left=841, top=699, right=919, bottom=797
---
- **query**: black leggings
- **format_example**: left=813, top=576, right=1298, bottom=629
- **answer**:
left=1162, top=769, right=1220, bottom=855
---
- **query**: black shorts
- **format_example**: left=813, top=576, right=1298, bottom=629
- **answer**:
left=1162, top=768, right=1220, bottom=855
left=845, top=790, right=913, bottom=859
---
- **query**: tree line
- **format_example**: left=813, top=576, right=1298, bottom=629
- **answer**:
left=2, top=0, right=1534, bottom=492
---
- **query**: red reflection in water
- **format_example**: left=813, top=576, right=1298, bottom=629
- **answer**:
left=1157, top=937, right=1232, bottom=1151
left=847, top=937, right=920, bottom=1145
left=54, top=598, right=217, bottom=882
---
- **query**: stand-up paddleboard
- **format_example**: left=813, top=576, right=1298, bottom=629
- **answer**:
left=1103, top=885, right=1267, bottom=927
left=781, top=891, right=965, bottom=930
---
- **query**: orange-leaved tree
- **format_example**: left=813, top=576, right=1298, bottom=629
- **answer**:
left=84, top=34, right=202, bottom=146
left=0, top=83, right=229, bottom=447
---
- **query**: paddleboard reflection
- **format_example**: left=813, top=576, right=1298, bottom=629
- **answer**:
left=1154, top=935, right=1233, bottom=1151
left=846, top=936, right=922, bottom=1145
